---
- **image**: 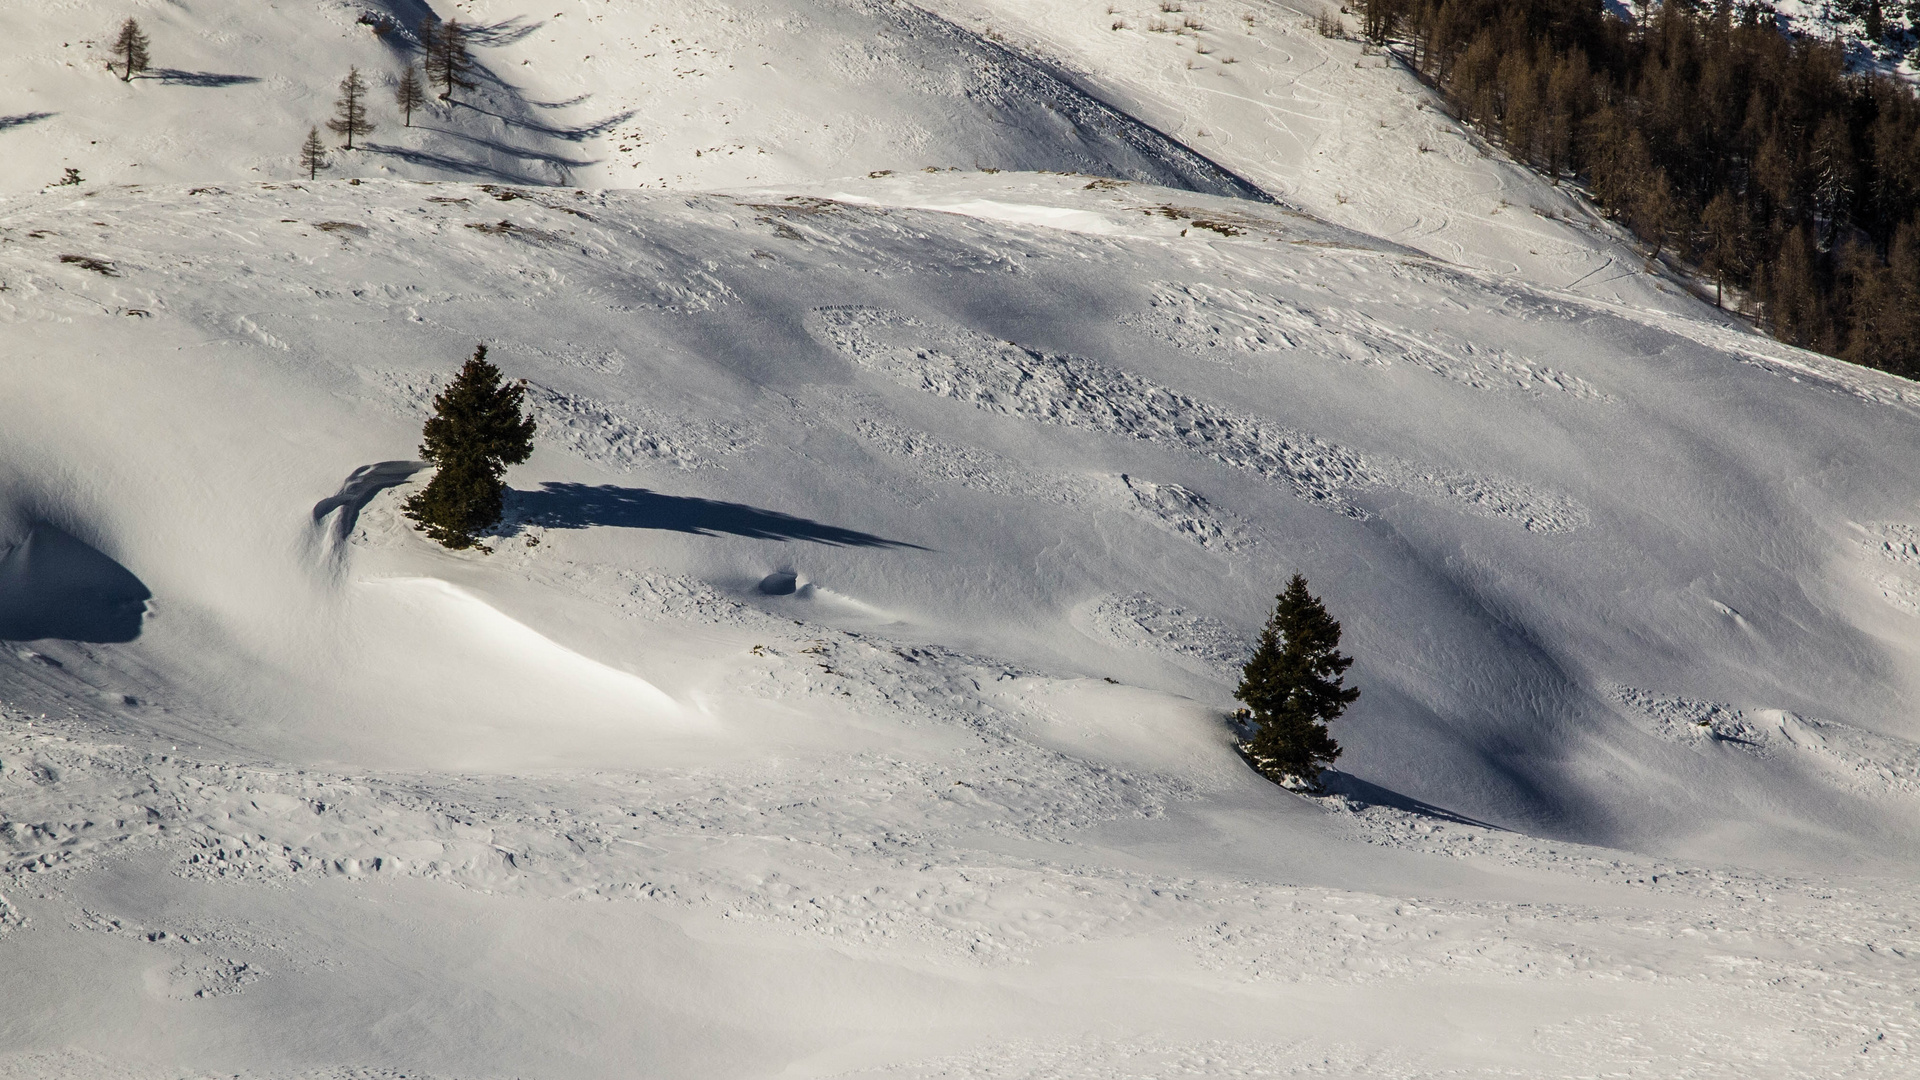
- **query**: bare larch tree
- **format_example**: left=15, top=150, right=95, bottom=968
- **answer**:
left=326, top=66, right=374, bottom=150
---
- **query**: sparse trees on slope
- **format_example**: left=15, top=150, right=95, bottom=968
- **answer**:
left=299, top=126, right=329, bottom=180
left=422, top=18, right=477, bottom=103
left=327, top=67, right=374, bottom=150
left=109, top=18, right=150, bottom=82
left=403, top=345, right=537, bottom=550
left=1235, top=574, right=1359, bottom=791
left=395, top=64, right=426, bottom=127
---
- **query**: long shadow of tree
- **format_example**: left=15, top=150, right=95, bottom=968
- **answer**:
left=455, top=104, right=634, bottom=142
left=147, top=69, right=260, bottom=87
left=361, top=10, right=624, bottom=182
left=512, top=483, right=926, bottom=549
left=0, top=112, right=55, bottom=132
left=1317, top=772, right=1504, bottom=830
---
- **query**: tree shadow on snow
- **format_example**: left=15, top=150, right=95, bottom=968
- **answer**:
left=1318, top=772, right=1505, bottom=831
left=147, top=69, right=261, bottom=88
left=512, top=483, right=927, bottom=549
left=457, top=103, right=635, bottom=142
left=0, top=525, right=151, bottom=644
left=419, top=125, right=594, bottom=168
left=0, top=112, right=55, bottom=132
left=459, top=17, right=545, bottom=47
left=362, top=142, right=552, bottom=184
left=525, top=93, right=593, bottom=111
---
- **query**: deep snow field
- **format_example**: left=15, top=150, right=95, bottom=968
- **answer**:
left=3, top=2, right=1920, bottom=1078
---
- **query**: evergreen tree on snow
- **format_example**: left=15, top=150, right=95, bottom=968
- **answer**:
left=403, top=345, right=537, bottom=550
left=327, top=67, right=375, bottom=150
left=1235, top=574, right=1360, bottom=791
left=109, top=18, right=150, bottom=82
left=395, top=64, right=426, bottom=127
left=298, top=126, right=329, bottom=180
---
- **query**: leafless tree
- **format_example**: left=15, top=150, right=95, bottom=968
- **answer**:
left=326, top=67, right=374, bottom=150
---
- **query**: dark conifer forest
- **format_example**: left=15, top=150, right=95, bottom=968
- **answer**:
left=1358, top=0, right=1920, bottom=378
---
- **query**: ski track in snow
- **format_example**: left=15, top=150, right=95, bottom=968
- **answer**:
left=813, top=305, right=1589, bottom=532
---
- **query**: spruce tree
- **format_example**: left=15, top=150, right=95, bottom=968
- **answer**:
left=299, top=126, right=330, bottom=180
left=1235, top=574, right=1360, bottom=790
left=327, top=67, right=374, bottom=150
left=395, top=64, right=426, bottom=127
left=403, top=346, right=537, bottom=550
left=110, top=18, right=150, bottom=82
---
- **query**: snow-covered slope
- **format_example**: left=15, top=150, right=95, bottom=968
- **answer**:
left=4, top=3, right=1920, bottom=1079
left=924, top=0, right=1698, bottom=315
left=0, top=0, right=1262, bottom=197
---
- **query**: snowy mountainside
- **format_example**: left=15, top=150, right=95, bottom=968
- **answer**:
left=0, top=0, right=1263, bottom=197
left=5, top=172, right=1919, bottom=849
left=925, top=0, right=1698, bottom=315
left=4, top=3, right=1920, bottom=1077
left=4, top=174, right=1920, bottom=1076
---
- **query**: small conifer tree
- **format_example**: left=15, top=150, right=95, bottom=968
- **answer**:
left=110, top=18, right=151, bottom=82
left=395, top=64, right=426, bottom=127
left=327, top=67, right=375, bottom=150
left=403, top=345, right=537, bottom=550
left=1235, top=574, right=1360, bottom=790
left=299, top=126, right=330, bottom=180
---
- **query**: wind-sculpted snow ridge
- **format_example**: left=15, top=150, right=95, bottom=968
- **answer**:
left=813, top=305, right=1589, bottom=531
left=1125, top=281, right=1611, bottom=401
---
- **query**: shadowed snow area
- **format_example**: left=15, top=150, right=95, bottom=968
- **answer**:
left=0, top=524, right=150, bottom=644
left=1, top=3, right=1919, bottom=1079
